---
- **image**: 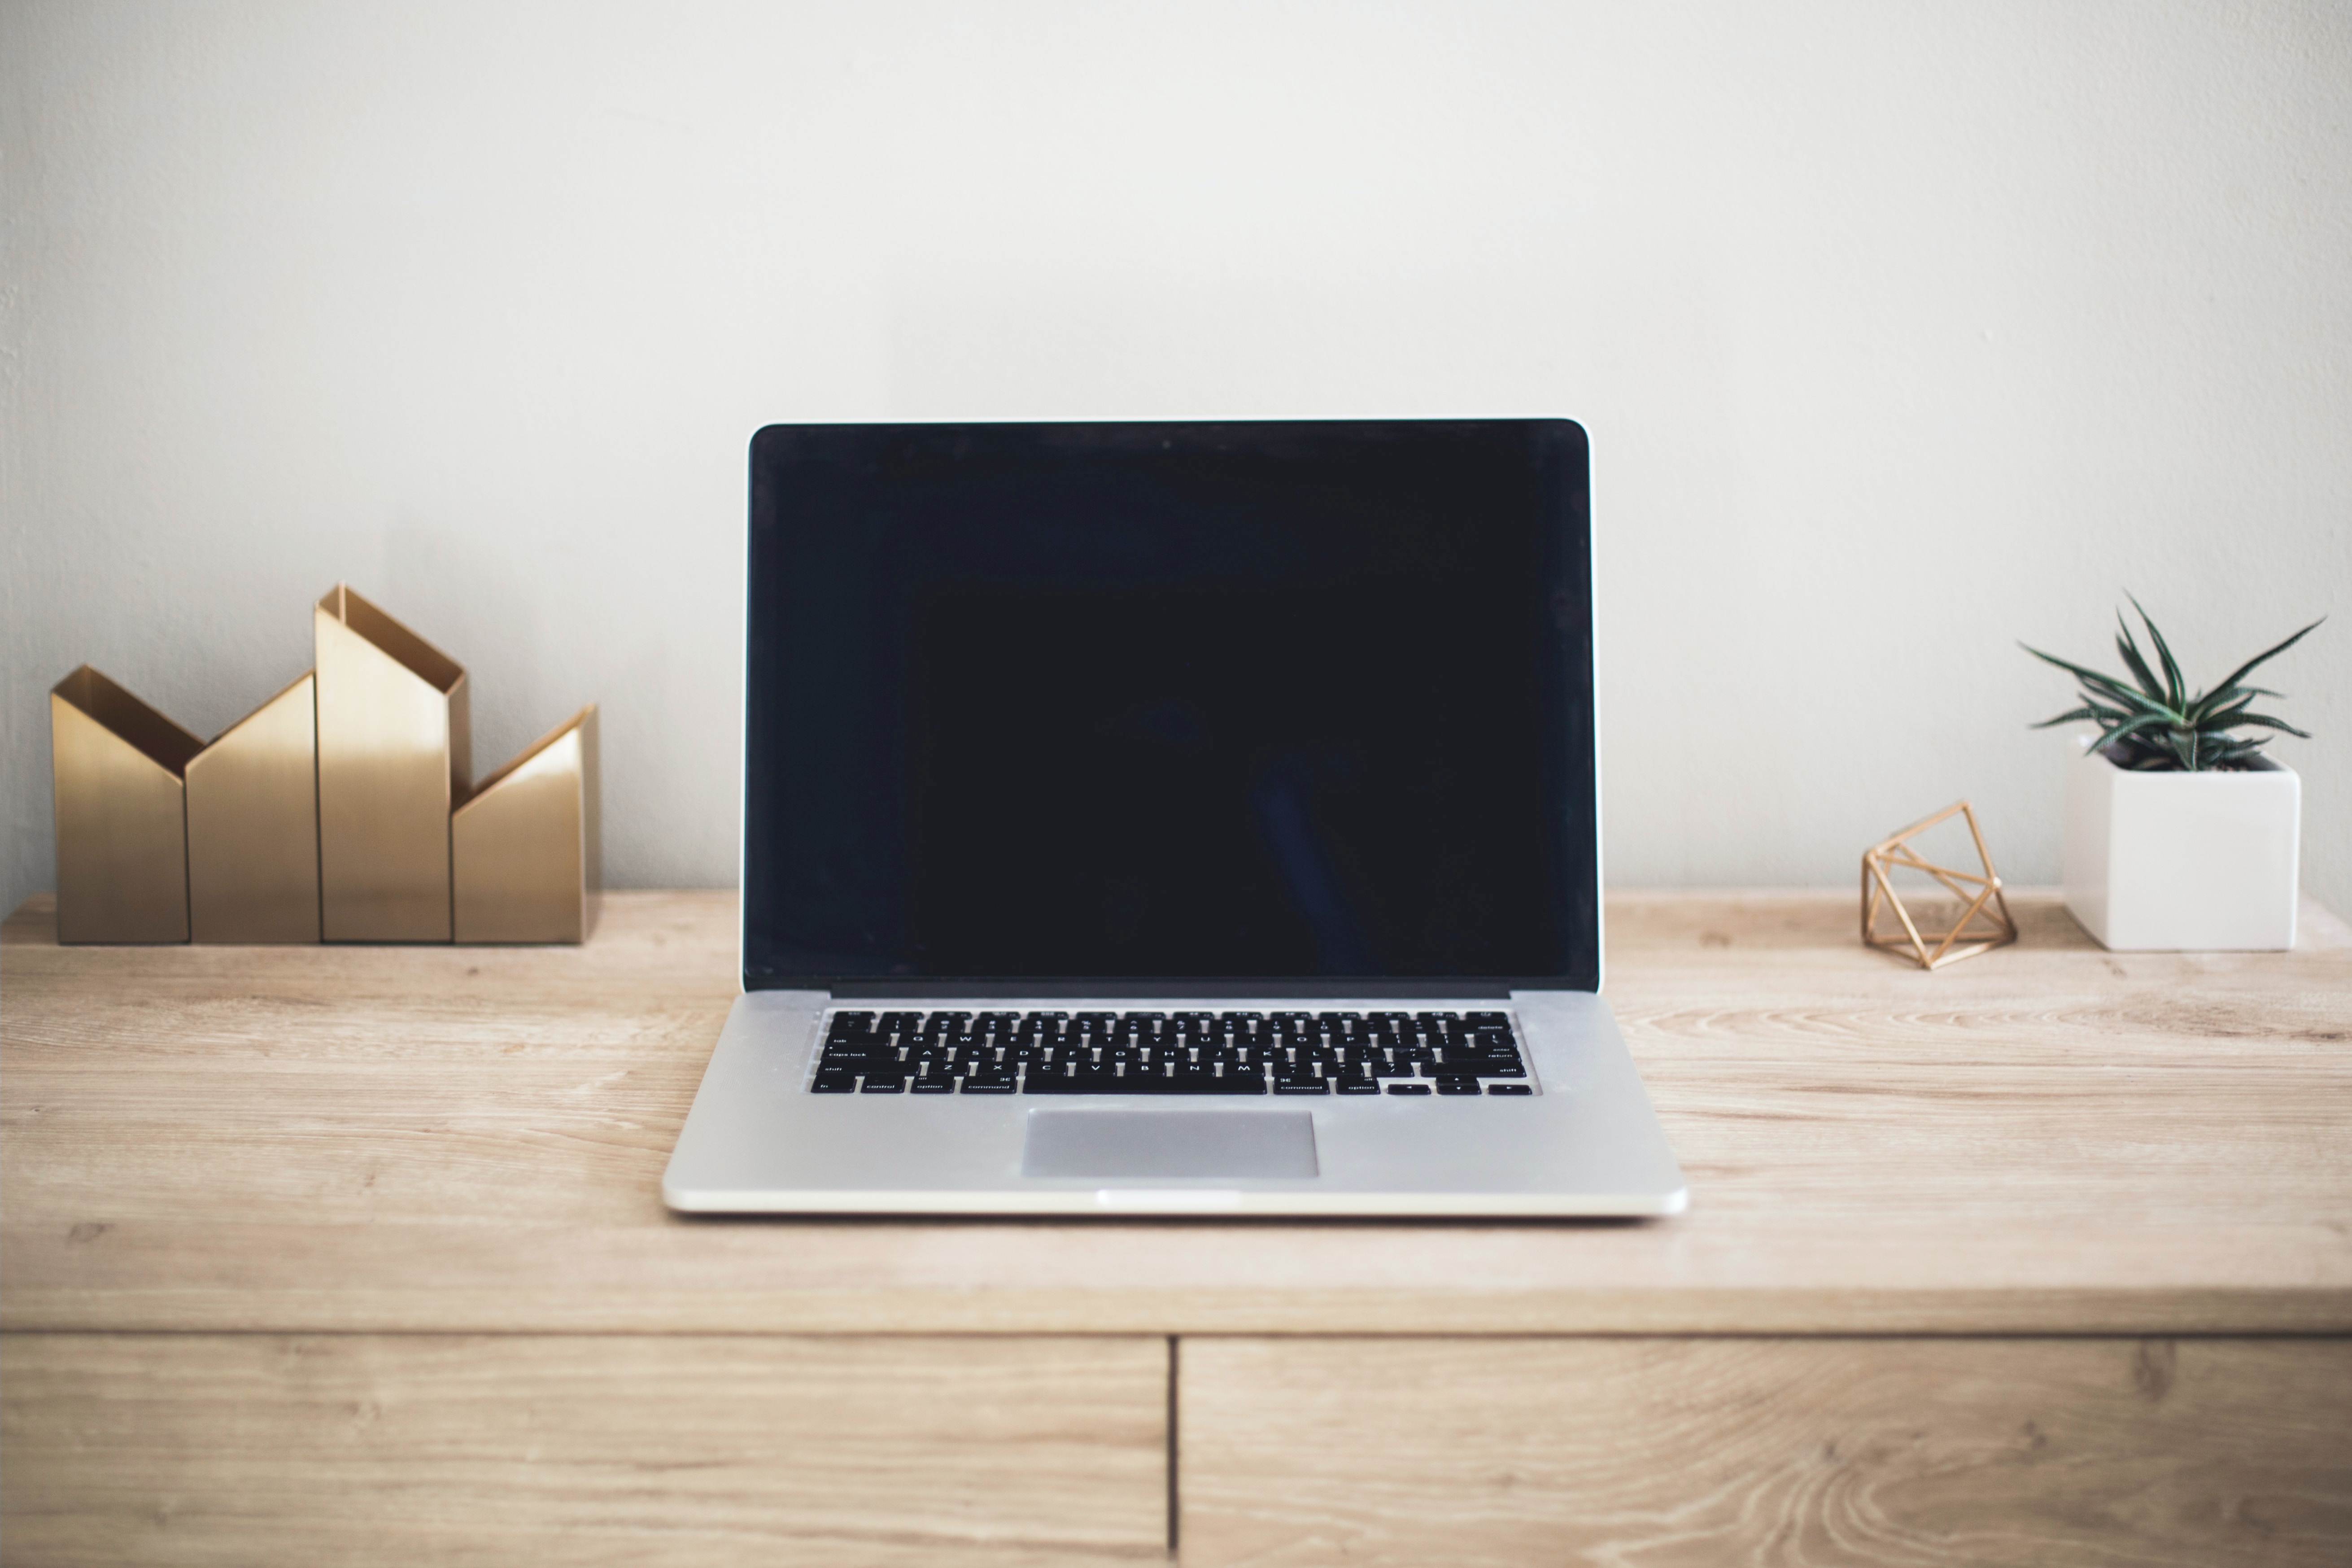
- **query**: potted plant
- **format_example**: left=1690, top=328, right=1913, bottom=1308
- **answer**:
left=2023, top=600, right=2322, bottom=951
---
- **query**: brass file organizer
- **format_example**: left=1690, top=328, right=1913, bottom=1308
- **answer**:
left=188, top=672, right=321, bottom=943
left=49, top=667, right=203, bottom=944
left=49, top=585, right=597, bottom=945
left=454, top=706, right=600, bottom=943
left=1860, top=800, right=2016, bottom=970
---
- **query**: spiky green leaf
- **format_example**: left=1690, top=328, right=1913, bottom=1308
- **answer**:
left=2197, top=690, right=2260, bottom=727
left=2092, top=712, right=2173, bottom=757
left=2219, top=712, right=2314, bottom=738
left=2113, top=617, right=2166, bottom=703
left=2127, top=594, right=2186, bottom=711
left=2204, top=617, right=2324, bottom=700
left=2023, top=646, right=2170, bottom=717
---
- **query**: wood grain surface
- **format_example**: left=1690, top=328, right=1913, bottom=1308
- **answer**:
left=1178, top=1336, right=2352, bottom=1567
left=5, top=888, right=2350, bottom=1335
left=0, top=1333, right=1168, bottom=1566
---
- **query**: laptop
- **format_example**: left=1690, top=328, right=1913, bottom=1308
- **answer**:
left=663, top=419, right=1687, bottom=1216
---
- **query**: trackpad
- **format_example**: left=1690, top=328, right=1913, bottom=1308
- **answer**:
left=1021, top=1109, right=1318, bottom=1179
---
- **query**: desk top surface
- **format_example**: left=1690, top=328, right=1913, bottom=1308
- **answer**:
left=5, top=888, right=2348, bottom=1337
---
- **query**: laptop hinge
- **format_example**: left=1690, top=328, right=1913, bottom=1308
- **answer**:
left=816, top=978, right=1520, bottom=1001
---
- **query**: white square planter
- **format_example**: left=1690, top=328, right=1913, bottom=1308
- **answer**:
left=2063, top=748, right=2300, bottom=951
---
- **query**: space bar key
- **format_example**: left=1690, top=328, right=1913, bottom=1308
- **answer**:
left=1160, top=1076, right=1266, bottom=1094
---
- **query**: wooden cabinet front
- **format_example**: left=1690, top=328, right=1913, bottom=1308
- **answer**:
left=1178, top=1336, right=2352, bottom=1567
left=1, top=1333, right=1170, bottom=1567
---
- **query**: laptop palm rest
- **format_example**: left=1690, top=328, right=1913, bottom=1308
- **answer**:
left=1021, top=1109, right=1318, bottom=1179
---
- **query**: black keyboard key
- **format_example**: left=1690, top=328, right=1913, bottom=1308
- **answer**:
left=961, top=1079, right=1017, bottom=1094
left=1387, top=1083, right=1432, bottom=1096
left=1434, top=1079, right=1482, bottom=1096
left=1138, top=1063, right=1262, bottom=1093
left=1334, top=1077, right=1380, bottom=1095
left=1024, top=1068, right=1126, bottom=1094
left=1487, top=1083, right=1533, bottom=1096
left=910, top=1078, right=954, bottom=1094
left=859, top=1076, right=906, bottom=1093
left=1274, top=1079, right=1330, bottom=1094
left=811, top=1073, right=858, bottom=1093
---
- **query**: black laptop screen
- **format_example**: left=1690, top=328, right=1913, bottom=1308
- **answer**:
left=742, top=420, right=1597, bottom=995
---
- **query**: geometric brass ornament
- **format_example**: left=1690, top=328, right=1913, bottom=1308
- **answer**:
left=452, top=705, right=600, bottom=944
left=48, top=665, right=203, bottom=944
left=187, top=671, right=322, bottom=943
left=314, top=584, right=471, bottom=943
left=1861, top=800, right=2018, bottom=970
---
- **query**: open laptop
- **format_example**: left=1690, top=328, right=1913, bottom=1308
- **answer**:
left=663, top=419, right=1686, bottom=1216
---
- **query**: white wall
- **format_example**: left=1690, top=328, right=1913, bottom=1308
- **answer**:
left=5, top=0, right=2348, bottom=925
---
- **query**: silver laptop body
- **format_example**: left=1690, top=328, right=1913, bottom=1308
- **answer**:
left=665, top=421, right=1686, bottom=1218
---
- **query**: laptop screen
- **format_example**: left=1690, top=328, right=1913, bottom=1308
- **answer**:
left=742, top=420, right=1597, bottom=996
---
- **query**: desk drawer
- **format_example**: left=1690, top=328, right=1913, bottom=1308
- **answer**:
left=1, top=1332, right=1168, bottom=1566
left=1179, top=1336, right=2352, bottom=1567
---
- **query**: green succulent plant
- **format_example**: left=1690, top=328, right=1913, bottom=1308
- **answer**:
left=2022, top=598, right=2322, bottom=772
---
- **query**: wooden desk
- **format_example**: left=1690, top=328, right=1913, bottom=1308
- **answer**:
left=5, top=890, right=2349, bottom=1565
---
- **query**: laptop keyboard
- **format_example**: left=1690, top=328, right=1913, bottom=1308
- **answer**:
left=810, top=1010, right=1535, bottom=1096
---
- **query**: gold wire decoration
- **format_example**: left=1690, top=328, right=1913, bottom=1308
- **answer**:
left=1861, top=800, right=2017, bottom=970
